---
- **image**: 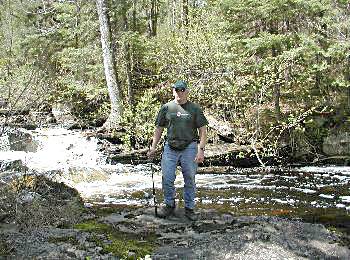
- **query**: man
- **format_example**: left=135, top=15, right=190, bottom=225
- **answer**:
left=147, top=80, right=208, bottom=221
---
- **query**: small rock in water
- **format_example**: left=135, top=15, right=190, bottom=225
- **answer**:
left=143, top=192, right=153, bottom=199
left=84, top=202, right=93, bottom=208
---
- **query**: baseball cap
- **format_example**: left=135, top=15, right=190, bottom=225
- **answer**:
left=172, top=80, right=188, bottom=90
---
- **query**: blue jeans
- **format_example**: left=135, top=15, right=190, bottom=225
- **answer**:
left=161, top=141, right=198, bottom=209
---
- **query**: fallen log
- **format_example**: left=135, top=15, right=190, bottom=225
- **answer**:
left=109, top=143, right=252, bottom=165
left=0, top=108, right=30, bottom=116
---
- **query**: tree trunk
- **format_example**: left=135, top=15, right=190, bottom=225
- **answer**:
left=122, top=7, right=136, bottom=148
left=171, top=0, right=177, bottom=30
left=132, top=0, right=137, bottom=31
left=272, top=46, right=281, bottom=122
left=74, top=0, right=80, bottom=48
left=149, top=0, right=158, bottom=37
left=269, top=21, right=281, bottom=121
left=126, top=41, right=136, bottom=148
left=96, top=0, right=122, bottom=129
left=182, top=0, right=189, bottom=38
left=254, top=55, right=261, bottom=138
left=347, top=53, right=350, bottom=110
left=315, top=52, right=321, bottom=93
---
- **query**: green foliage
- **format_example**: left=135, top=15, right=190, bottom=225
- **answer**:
left=0, top=0, right=104, bottom=112
left=304, top=117, right=330, bottom=149
left=55, top=84, right=109, bottom=125
left=121, top=89, right=162, bottom=148
left=1, top=0, right=349, bottom=154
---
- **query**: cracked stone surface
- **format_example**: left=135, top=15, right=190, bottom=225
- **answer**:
left=103, top=207, right=350, bottom=259
left=1, top=207, right=349, bottom=259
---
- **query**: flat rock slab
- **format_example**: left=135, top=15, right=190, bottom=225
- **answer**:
left=1, top=207, right=349, bottom=259
left=98, top=207, right=350, bottom=259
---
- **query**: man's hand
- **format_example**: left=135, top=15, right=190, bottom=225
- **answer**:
left=147, top=127, right=164, bottom=159
left=196, top=126, right=207, bottom=164
left=147, top=147, right=157, bottom=159
left=195, top=149, right=205, bottom=163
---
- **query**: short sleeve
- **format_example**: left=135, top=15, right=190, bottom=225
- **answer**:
left=195, top=107, right=208, bottom=128
left=155, top=105, right=167, bottom=127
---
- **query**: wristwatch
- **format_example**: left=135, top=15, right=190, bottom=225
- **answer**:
left=199, top=147, right=205, bottom=151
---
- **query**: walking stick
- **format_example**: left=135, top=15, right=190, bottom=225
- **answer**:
left=148, top=139, right=158, bottom=217
left=150, top=159, right=158, bottom=217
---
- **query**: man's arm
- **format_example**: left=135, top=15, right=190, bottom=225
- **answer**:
left=147, top=126, right=164, bottom=158
left=195, top=126, right=207, bottom=163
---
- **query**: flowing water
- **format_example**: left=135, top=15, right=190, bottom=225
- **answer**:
left=1, top=127, right=349, bottom=223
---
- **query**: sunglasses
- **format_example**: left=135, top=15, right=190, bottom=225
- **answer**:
left=174, top=88, right=186, bottom=92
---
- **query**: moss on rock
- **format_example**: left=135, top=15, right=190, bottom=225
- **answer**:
left=75, top=220, right=156, bottom=259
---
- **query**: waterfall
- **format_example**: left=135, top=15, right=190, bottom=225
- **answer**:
left=0, top=127, right=104, bottom=171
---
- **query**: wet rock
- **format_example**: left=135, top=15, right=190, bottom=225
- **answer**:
left=8, top=129, right=38, bottom=152
left=46, top=114, right=57, bottom=124
left=22, top=124, right=38, bottom=130
left=0, top=213, right=10, bottom=222
left=0, top=159, right=28, bottom=172
left=96, top=132, right=124, bottom=145
left=29, top=110, right=55, bottom=125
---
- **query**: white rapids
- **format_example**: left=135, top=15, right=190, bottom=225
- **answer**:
left=1, top=127, right=349, bottom=210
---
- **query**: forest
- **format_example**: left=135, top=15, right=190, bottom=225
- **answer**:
left=0, top=0, right=349, bottom=162
left=1, top=1, right=350, bottom=258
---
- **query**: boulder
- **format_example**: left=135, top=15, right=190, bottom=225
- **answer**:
left=323, top=132, right=350, bottom=156
left=8, top=130, right=38, bottom=152
left=52, top=103, right=77, bottom=125
left=0, top=98, right=8, bottom=108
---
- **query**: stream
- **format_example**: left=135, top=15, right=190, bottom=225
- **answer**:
left=1, top=127, right=349, bottom=221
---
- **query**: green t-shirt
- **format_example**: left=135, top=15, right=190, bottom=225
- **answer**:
left=155, top=101, right=208, bottom=150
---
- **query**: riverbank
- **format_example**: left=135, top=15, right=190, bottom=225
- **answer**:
left=1, top=174, right=350, bottom=259
left=1, top=108, right=349, bottom=168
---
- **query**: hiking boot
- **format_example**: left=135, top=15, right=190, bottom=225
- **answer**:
left=157, top=204, right=175, bottom=218
left=185, top=207, right=198, bottom=221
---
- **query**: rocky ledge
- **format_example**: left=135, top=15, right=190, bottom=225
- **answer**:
left=0, top=174, right=349, bottom=259
left=1, top=205, right=349, bottom=259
